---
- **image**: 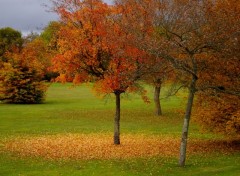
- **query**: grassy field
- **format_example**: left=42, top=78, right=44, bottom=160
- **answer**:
left=0, top=83, right=239, bottom=176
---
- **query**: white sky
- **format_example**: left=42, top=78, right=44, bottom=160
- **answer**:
left=0, top=0, right=112, bottom=36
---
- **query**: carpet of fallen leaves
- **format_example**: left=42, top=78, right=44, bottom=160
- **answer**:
left=3, top=134, right=240, bottom=160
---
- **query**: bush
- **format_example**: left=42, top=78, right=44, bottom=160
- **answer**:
left=193, top=93, right=240, bottom=137
left=0, top=58, right=48, bottom=104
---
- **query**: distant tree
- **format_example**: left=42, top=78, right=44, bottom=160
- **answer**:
left=0, top=27, right=23, bottom=61
left=140, top=58, right=174, bottom=116
left=0, top=27, right=48, bottom=104
left=114, top=0, right=167, bottom=116
left=23, top=32, right=39, bottom=44
left=40, top=21, right=61, bottom=51
left=22, top=37, right=54, bottom=81
left=40, top=21, right=62, bottom=81
left=0, top=51, right=48, bottom=104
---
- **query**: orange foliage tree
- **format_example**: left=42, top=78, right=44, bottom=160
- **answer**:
left=51, top=0, right=150, bottom=144
left=115, top=0, right=240, bottom=166
left=23, top=38, right=50, bottom=74
left=193, top=0, right=240, bottom=137
left=115, top=0, right=173, bottom=116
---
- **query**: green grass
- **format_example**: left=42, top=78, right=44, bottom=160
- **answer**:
left=0, top=153, right=239, bottom=176
left=0, top=83, right=186, bottom=137
left=0, top=83, right=239, bottom=176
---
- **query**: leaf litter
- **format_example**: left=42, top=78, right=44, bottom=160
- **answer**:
left=2, top=134, right=240, bottom=160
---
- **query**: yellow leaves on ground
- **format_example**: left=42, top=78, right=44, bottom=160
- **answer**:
left=3, top=134, right=239, bottom=160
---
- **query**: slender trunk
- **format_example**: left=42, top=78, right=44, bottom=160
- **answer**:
left=114, top=91, right=121, bottom=145
left=154, top=84, right=162, bottom=116
left=179, top=76, right=197, bottom=167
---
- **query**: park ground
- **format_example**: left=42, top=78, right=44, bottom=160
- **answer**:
left=0, top=83, right=239, bottom=176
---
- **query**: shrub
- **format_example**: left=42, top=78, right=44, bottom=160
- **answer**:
left=0, top=56, right=48, bottom=104
left=193, top=93, right=240, bottom=137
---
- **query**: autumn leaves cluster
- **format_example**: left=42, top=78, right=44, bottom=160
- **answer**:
left=4, top=134, right=240, bottom=160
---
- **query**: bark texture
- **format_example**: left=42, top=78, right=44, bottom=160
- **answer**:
left=179, top=76, right=197, bottom=167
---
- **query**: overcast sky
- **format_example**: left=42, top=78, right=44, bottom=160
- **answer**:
left=0, top=0, right=112, bottom=36
left=0, top=0, right=57, bottom=36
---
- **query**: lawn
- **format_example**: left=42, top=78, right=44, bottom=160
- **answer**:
left=0, top=83, right=239, bottom=176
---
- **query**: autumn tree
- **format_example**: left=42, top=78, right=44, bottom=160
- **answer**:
left=114, top=0, right=169, bottom=116
left=0, top=47, right=48, bottom=104
left=150, top=0, right=240, bottom=166
left=25, top=38, right=50, bottom=72
left=115, top=0, right=240, bottom=166
left=39, top=21, right=63, bottom=81
left=193, top=0, right=240, bottom=136
left=24, top=36, right=59, bottom=82
left=40, top=21, right=61, bottom=51
left=0, top=27, right=23, bottom=61
left=0, top=27, right=48, bottom=104
left=51, top=0, right=149, bottom=144
left=141, top=57, right=175, bottom=116
left=19, top=22, right=62, bottom=83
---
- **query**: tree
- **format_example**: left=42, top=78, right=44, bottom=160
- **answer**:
left=39, top=21, right=63, bottom=81
left=0, top=51, right=47, bottom=104
left=0, top=27, right=48, bottom=104
left=148, top=0, right=240, bottom=166
left=115, top=0, right=240, bottom=166
left=0, top=27, right=23, bottom=61
left=51, top=0, right=149, bottom=144
left=141, top=60, right=174, bottom=116
left=24, top=37, right=58, bottom=82
left=192, top=0, right=240, bottom=137
left=40, top=21, right=62, bottom=51
left=193, top=0, right=240, bottom=135
left=23, top=32, right=39, bottom=44
left=115, top=0, right=169, bottom=116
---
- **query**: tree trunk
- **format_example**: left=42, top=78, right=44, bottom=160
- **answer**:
left=114, top=91, right=121, bottom=145
left=179, top=76, right=197, bottom=167
left=154, top=84, right=162, bottom=116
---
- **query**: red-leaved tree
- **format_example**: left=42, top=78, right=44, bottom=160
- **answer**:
left=51, top=0, right=150, bottom=144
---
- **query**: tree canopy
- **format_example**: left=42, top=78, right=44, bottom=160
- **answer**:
left=0, top=27, right=23, bottom=60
